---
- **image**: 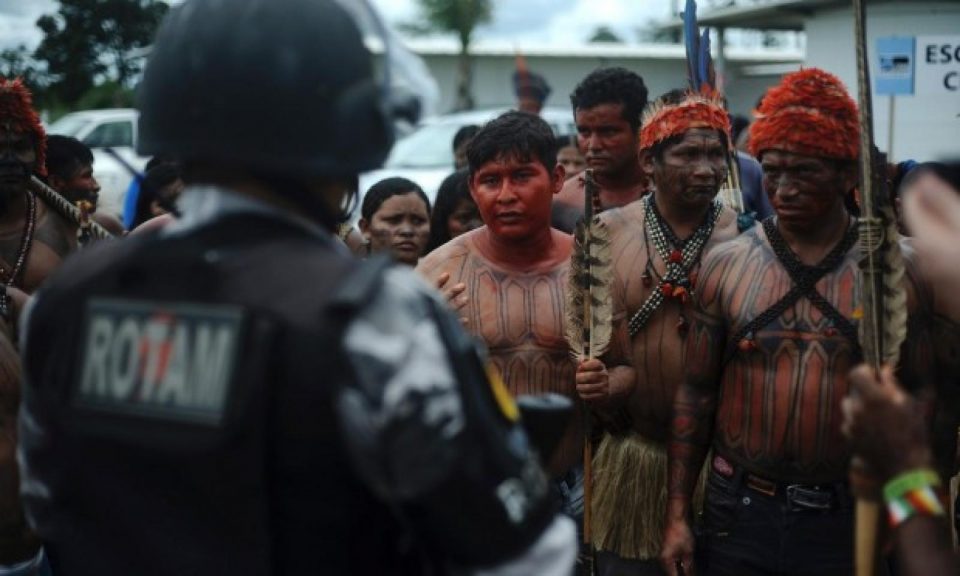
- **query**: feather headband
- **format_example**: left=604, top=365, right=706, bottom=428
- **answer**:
left=0, top=77, right=46, bottom=177
left=749, top=68, right=859, bottom=161
left=639, top=91, right=730, bottom=151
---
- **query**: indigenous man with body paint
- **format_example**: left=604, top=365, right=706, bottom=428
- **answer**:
left=418, top=111, right=587, bottom=526
left=661, top=69, right=947, bottom=576
left=579, top=90, right=740, bottom=576
left=551, top=68, right=650, bottom=234
left=0, top=77, right=79, bottom=574
left=0, top=79, right=78, bottom=296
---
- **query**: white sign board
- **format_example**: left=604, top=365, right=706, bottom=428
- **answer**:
left=915, top=36, right=960, bottom=95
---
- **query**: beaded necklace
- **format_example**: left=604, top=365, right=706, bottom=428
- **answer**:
left=627, top=194, right=722, bottom=338
left=0, top=189, right=37, bottom=288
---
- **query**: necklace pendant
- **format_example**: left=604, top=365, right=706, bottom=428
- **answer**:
left=642, top=271, right=652, bottom=287
left=738, top=332, right=757, bottom=352
left=824, top=323, right=838, bottom=337
left=669, top=249, right=683, bottom=264
left=677, top=316, right=689, bottom=336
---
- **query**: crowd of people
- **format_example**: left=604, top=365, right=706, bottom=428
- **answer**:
left=0, top=0, right=958, bottom=575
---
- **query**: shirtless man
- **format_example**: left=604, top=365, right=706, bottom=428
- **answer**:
left=661, top=69, right=943, bottom=576
left=0, top=78, right=78, bottom=296
left=581, top=91, right=741, bottom=575
left=552, top=67, right=649, bottom=233
left=45, top=135, right=125, bottom=235
left=418, top=111, right=584, bottom=522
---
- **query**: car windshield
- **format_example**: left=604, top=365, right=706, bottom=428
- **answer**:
left=47, top=114, right=92, bottom=138
left=384, top=122, right=461, bottom=169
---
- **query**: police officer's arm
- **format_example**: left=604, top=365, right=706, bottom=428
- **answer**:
left=0, top=332, right=41, bottom=565
left=338, top=267, right=576, bottom=573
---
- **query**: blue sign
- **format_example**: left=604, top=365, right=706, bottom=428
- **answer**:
left=876, top=37, right=915, bottom=95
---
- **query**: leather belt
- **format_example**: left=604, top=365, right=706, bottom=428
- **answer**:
left=712, top=455, right=850, bottom=512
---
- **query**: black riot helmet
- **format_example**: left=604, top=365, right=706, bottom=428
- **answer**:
left=138, top=0, right=423, bottom=180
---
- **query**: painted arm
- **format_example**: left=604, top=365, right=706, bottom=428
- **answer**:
left=661, top=255, right=727, bottom=576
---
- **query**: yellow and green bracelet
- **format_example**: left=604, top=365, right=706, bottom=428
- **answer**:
left=883, top=468, right=945, bottom=527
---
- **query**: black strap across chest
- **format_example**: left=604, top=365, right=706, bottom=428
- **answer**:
left=723, top=217, right=861, bottom=365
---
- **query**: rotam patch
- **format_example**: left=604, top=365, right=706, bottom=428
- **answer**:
left=76, top=299, right=244, bottom=426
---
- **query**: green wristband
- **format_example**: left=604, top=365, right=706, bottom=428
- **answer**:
left=883, top=468, right=941, bottom=504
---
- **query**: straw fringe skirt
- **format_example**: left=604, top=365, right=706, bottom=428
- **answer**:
left=591, top=431, right=707, bottom=560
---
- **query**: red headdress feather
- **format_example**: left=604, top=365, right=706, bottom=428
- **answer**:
left=640, top=90, right=731, bottom=151
left=748, top=68, right=859, bottom=161
left=0, top=77, right=47, bottom=177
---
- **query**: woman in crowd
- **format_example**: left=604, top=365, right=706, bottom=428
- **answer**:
left=359, top=176, right=431, bottom=266
left=425, top=169, right=480, bottom=254
left=555, top=134, right=586, bottom=180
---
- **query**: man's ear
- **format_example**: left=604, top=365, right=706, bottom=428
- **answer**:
left=640, top=149, right=656, bottom=178
left=552, top=163, right=566, bottom=195
left=358, top=217, right=370, bottom=237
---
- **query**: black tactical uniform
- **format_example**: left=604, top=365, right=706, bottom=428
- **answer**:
left=17, top=1, right=575, bottom=574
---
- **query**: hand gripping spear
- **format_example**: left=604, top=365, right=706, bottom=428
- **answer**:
left=851, top=0, right=909, bottom=574
left=565, top=169, right=612, bottom=576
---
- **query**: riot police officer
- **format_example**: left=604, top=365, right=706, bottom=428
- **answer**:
left=16, top=0, right=576, bottom=574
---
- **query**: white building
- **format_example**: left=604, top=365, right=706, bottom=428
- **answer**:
left=405, top=38, right=802, bottom=119
left=661, top=0, right=960, bottom=163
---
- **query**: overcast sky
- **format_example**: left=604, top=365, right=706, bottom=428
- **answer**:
left=0, top=0, right=676, bottom=52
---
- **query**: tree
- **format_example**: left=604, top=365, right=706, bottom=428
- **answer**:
left=410, top=0, right=492, bottom=111
left=0, top=45, right=40, bottom=89
left=589, top=26, right=623, bottom=44
left=34, top=0, right=168, bottom=107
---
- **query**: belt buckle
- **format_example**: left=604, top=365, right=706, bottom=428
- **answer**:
left=786, top=485, right=833, bottom=511
left=745, top=474, right=777, bottom=497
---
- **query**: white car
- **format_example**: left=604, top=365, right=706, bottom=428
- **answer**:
left=46, top=108, right=148, bottom=218
left=357, top=107, right=576, bottom=216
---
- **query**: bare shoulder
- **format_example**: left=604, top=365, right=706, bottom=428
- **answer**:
left=555, top=174, right=585, bottom=207
left=598, top=199, right=644, bottom=234
left=712, top=206, right=742, bottom=242
left=699, top=223, right=765, bottom=298
left=416, top=231, right=474, bottom=280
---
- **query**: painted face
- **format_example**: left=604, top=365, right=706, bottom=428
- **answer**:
left=557, top=144, right=586, bottom=179
left=446, top=197, right=481, bottom=239
left=363, top=192, right=430, bottom=266
left=761, top=149, right=854, bottom=228
left=575, top=103, right=639, bottom=178
left=55, top=162, right=101, bottom=206
left=470, top=153, right=559, bottom=241
left=650, top=128, right=728, bottom=209
left=0, top=123, right=36, bottom=195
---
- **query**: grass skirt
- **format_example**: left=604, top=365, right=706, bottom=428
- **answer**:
left=591, top=431, right=706, bottom=560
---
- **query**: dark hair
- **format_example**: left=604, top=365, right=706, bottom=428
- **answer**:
left=452, top=124, right=479, bottom=153
left=361, top=177, right=430, bottom=222
left=554, top=133, right=577, bottom=154
left=570, top=67, right=649, bottom=131
left=45, top=135, right=93, bottom=181
left=133, top=162, right=181, bottom=228
left=466, top=111, right=557, bottom=178
left=426, top=169, right=473, bottom=252
left=899, top=161, right=960, bottom=196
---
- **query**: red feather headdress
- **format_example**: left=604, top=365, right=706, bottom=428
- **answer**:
left=640, top=90, right=730, bottom=151
left=0, top=77, right=47, bottom=177
left=748, top=68, right=859, bottom=161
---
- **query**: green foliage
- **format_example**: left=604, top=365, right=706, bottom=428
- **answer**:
left=416, top=0, right=492, bottom=47
left=33, top=0, right=168, bottom=107
left=589, top=26, right=623, bottom=44
left=411, top=0, right=493, bottom=111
